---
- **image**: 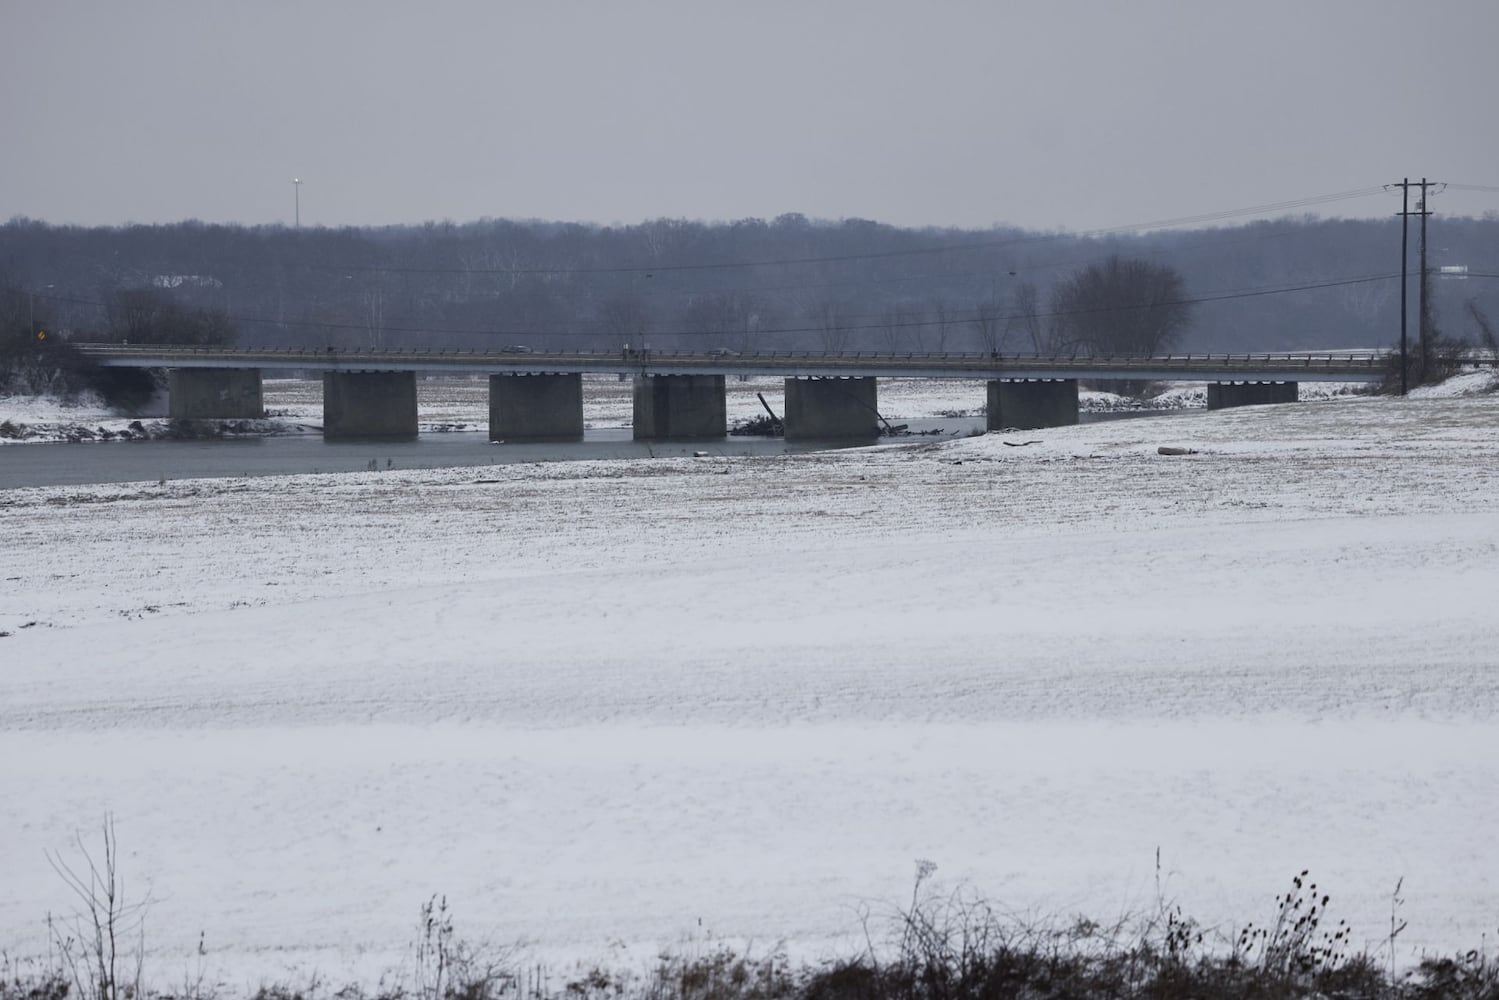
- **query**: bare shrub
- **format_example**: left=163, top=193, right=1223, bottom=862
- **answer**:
left=1409, top=949, right=1499, bottom=1000
left=13, top=850, right=1499, bottom=1000
left=645, top=945, right=794, bottom=1000
left=1235, top=869, right=1350, bottom=979
left=1379, top=332, right=1474, bottom=392
left=46, top=816, right=150, bottom=1000
left=407, top=896, right=514, bottom=1000
left=563, top=942, right=792, bottom=1000
left=1, top=952, right=70, bottom=1000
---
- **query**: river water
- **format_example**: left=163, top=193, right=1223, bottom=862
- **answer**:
left=0, top=410, right=1187, bottom=490
left=0, top=420, right=989, bottom=489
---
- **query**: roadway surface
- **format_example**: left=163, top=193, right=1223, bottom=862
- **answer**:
left=74, top=345, right=1403, bottom=383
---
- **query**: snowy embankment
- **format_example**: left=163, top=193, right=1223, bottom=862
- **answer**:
left=2, top=391, right=1498, bottom=991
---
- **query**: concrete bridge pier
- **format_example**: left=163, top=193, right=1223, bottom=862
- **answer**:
left=633, top=375, right=726, bottom=440
left=1207, top=381, right=1299, bottom=409
left=323, top=371, right=418, bottom=439
left=168, top=368, right=264, bottom=419
left=489, top=373, right=584, bottom=442
left=987, top=379, right=1079, bottom=430
left=784, top=377, right=880, bottom=440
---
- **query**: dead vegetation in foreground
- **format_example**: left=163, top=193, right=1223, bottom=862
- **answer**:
left=7, top=836, right=1497, bottom=1000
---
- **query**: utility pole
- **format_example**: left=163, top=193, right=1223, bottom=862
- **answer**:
left=1390, top=178, right=1435, bottom=393
left=1394, top=178, right=1410, bottom=395
left=27, top=283, right=54, bottom=339
left=1418, top=177, right=1431, bottom=383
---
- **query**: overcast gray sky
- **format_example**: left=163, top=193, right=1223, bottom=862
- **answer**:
left=3, top=0, right=1496, bottom=232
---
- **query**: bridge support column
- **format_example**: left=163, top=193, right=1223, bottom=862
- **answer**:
left=1207, top=381, right=1299, bottom=409
left=323, top=371, right=418, bottom=439
left=168, top=368, right=263, bottom=419
left=489, top=373, right=584, bottom=442
left=784, top=377, right=880, bottom=440
left=987, top=379, right=1079, bottom=430
left=633, top=375, right=726, bottom=440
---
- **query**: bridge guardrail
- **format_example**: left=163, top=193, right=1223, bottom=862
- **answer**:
left=69, top=343, right=1468, bottom=382
left=74, top=344, right=1395, bottom=364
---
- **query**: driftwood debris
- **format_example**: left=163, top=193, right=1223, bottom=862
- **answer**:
left=1003, top=439, right=1042, bottom=447
left=727, top=394, right=784, bottom=437
left=1157, top=446, right=1198, bottom=456
left=756, top=393, right=784, bottom=431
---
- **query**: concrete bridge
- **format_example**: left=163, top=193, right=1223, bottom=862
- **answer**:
left=74, top=344, right=1392, bottom=441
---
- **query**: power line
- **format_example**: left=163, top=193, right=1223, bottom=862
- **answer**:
left=289, top=190, right=1404, bottom=314
left=18, top=188, right=1411, bottom=331
left=306, top=187, right=1392, bottom=278
left=33, top=271, right=1406, bottom=342
left=610, top=218, right=1341, bottom=304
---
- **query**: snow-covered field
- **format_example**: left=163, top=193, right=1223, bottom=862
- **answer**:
left=3, top=386, right=1498, bottom=991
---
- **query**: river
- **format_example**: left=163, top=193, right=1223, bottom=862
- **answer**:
left=0, top=409, right=1194, bottom=489
left=0, top=419, right=991, bottom=488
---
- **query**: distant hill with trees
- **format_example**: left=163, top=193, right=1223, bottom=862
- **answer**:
left=2, top=212, right=1494, bottom=356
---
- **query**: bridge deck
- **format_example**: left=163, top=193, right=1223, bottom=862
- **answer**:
left=73, top=345, right=1407, bottom=383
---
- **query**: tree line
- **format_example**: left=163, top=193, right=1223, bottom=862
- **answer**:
left=2, top=211, right=1495, bottom=361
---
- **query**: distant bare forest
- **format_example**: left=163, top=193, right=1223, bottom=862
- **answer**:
left=2, top=212, right=1495, bottom=354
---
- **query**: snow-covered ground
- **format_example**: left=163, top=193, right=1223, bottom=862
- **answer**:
left=3, top=388, right=1498, bottom=992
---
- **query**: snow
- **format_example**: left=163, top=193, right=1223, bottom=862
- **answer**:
left=1409, top=367, right=1499, bottom=398
left=0, top=389, right=149, bottom=442
left=2, top=390, right=1498, bottom=991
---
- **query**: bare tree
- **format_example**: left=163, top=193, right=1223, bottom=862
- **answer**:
left=1006, top=280, right=1057, bottom=354
left=1467, top=299, right=1497, bottom=354
left=926, top=298, right=955, bottom=353
left=496, top=246, right=532, bottom=292
left=969, top=296, right=1004, bottom=355
left=1049, top=255, right=1192, bottom=356
left=341, top=273, right=388, bottom=348
left=104, top=288, right=236, bottom=346
left=47, top=816, right=149, bottom=1000
left=879, top=305, right=922, bottom=353
left=597, top=293, right=650, bottom=351
left=682, top=291, right=763, bottom=352
left=807, top=299, right=852, bottom=353
left=364, top=284, right=386, bottom=349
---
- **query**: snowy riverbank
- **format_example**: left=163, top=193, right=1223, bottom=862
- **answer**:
left=3, top=389, right=1498, bottom=992
left=0, top=374, right=1420, bottom=445
left=4, top=375, right=974, bottom=443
